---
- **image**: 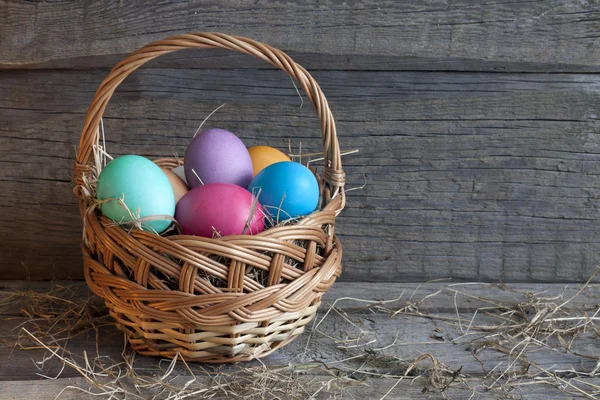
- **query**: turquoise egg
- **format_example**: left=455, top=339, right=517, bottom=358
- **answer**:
left=247, top=161, right=319, bottom=222
left=96, top=155, right=175, bottom=233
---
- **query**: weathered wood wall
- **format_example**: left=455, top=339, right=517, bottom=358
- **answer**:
left=1, top=0, right=600, bottom=281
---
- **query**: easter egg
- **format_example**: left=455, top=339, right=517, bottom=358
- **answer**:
left=161, top=167, right=189, bottom=203
left=247, top=161, right=319, bottom=221
left=184, top=128, right=253, bottom=189
left=248, top=146, right=291, bottom=176
left=96, top=155, right=175, bottom=233
left=175, top=183, right=264, bottom=237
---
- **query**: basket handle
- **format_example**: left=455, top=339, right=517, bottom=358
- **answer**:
left=74, top=32, right=346, bottom=212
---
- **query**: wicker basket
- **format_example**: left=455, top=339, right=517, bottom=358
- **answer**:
left=73, top=32, right=346, bottom=363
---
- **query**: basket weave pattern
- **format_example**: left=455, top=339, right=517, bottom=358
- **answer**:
left=73, top=33, right=345, bottom=362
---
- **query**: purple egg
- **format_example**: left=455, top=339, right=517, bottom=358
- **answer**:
left=184, top=128, right=253, bottom=188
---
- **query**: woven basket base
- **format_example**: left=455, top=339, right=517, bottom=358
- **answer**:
left=128, top=335, right=296, bottom=363
left=105, top=298, right=320, bottom=363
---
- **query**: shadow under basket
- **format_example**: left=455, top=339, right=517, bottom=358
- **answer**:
left=73, top=33, right=346, bottom=363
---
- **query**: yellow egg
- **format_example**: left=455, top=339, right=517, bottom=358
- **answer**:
left=248, top=146, right=291, bottom=176
left=161, top=167, right=189, bottom=203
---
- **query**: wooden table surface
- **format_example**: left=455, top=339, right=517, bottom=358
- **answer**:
left=1, top=280, right=599, bottom=399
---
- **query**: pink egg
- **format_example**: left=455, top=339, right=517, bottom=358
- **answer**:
left=175, top=183, right=264, bottom=238
left=184, top=128, right=253, bottom=188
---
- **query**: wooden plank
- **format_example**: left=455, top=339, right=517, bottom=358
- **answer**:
left=1, top=281, right=599, bottom=399
left=2, top=68, right=600, bottom=281
left=8, top=50, right=600, bottom=73
left=2, top=281, right=599, bottom=377
left=1, top=0, right=600, bottom=72
left=3, top=377, right=599, bottom=399
left=3, top=280, right=598, bottom=316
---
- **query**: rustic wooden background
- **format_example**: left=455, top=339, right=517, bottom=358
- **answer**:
left=2, top=0, right=600, bottom=282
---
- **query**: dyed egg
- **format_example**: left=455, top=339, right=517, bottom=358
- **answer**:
left=175, top=183, right=264, bottom=237
left=247, top=161, right=319, bottom=221
left=96, top=155, right=175, bottom=233
left=248, top=146, right=291, bottom=176
left=161, top=167, right=189, bottom=203
left=184, top=128, right=253, bottom=188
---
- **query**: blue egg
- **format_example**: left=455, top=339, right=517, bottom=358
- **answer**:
left=96, top=155, right=175, bottom=233
left=247, top=161, right=319, bottom=221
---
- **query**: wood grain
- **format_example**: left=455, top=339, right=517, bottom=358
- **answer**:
left=4, top=377, right=599, bottom=399
left=1, top=0, right=600, bottom=72
left=2, top=68, right=600, bottom=281
left=1, top=281, right=598, bottom=399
